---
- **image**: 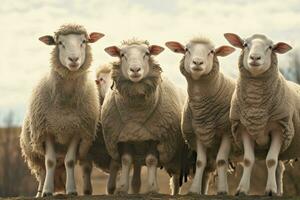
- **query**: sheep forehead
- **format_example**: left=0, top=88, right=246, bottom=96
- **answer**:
left=120, top=44, right=149, bottom=55
left=55, top=24, right=88, bottom=39
left=246, top=34, right=273, bottom=46
left=187, top=42, right=214, bottom=54
left=58, top=34, right=85, bottom=44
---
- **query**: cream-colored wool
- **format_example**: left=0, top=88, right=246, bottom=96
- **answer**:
left=95, top=63, right=112, bottom=105
left=20, top=24, right=99, bottom=190
left=231, top=50, right=300, bottom=159
left=101, top=56, right=186, bottom=172
left=181, top=55, right=235, bottom=150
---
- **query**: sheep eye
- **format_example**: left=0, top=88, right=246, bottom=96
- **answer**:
left=185, top=48, right=190, bottom=54
left=210, top=50, right=215, bottom=54
left=58, top=41, right=62, bottom=45
left=82, top=40, right=86, bottom=44
left=100, top=78, right=103, bottom=81
left=269, top=46, right=273, bottom=50
left=243, top=43, right=248, bottom=48
left=120, top=53, right=124, bottom=57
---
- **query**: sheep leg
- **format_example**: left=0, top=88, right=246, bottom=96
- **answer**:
left=36, top=170, right=45, bottom=197
left=189, top=139, right=207, bottom=194
left=170, top=173, right=180, bottom=195
left=276, top=160, right=285, bottom=196
left=201, top=169, right=211, bottom=195
left=265, top=131, right=282, bottom=196
left=64, top=136, right=80, bottom=195
left=236, top=131, right=255, bottom=196
left=131, top=163, right=142, bottom=194
left=116, top=153, right=132, bottom=194
left=107, top=160, right=119, bottom=194
left=80, top=159, right=93, bottom=195
left=42, top=136, right=56, bottom=196
left=145, top=154, right=159, bottom=194
left=216, top=134, right=231, bottom=195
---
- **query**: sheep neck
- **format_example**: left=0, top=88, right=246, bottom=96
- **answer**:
left=180, top=56, right=222, bottom=99
left=50, top=69, right=88, bottom=107
left=111, top=59, right=162, bottom=108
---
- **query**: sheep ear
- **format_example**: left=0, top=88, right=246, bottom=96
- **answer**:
left=149, top=45, right=164, bottom=56
left=215, top=45, right=235, bottom=57
left=224, top=33, right=244, bottom=49
left=104, top=46, right=120, bottom=57
left=39, top=35, right=55, bottom=45
left=273, top=42, right=292, bottom=54
left=88, top=32, right=105, bottom=43
left=165, top=41, right=185, bottom=54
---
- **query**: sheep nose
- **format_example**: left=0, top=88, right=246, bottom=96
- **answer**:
left=130, top=67, right=141, bottom=73
left=250, top=54, right=261, bottom=61
left=68, top=57, right=79, bottom=62
left=192, top=60, right=204, bottom=66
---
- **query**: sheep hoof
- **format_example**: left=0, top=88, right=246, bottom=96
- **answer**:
left=235, top=190, right=246, bottom=196
left=67, top=191, right=78, bottom=196
left=115, top=190, right=128, bottom=195
left=217, top=191, right=228, bottom=195
left=83, top=190, right=92, bottom=195
left=107, top=187, right=116, bottom=195
left=187, top=191, right=200, bottom=195
left=42, top=192, right=53, bottom=197
left=265, top=190, right=276, bottom=196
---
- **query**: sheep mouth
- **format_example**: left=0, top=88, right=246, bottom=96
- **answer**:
left=69, top=63, right=79, bottom=68
left=191, top=67, right=203, bottom=72
left=249, top=62, right=261, bottom=67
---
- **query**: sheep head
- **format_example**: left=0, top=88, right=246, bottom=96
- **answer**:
left=224, top=33, right=292, bottom=77
left=104, top=39, right=164, bottom=83
left=39, top=24, right=104, bottom=72
left=95, top=64, right=113, bottom=100
left=166, top=38, right=235, bottom=80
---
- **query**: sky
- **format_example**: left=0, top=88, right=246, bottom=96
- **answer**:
left=1, top=0, right=300, bottom=126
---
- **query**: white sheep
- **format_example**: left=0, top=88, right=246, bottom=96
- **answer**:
left=224, top=33, right=297, bottom=196
left=81, top=64, right=142, bottom=195
left=101, top=39, right=188, bottom=194
left=19, top=24, right=103, bottom=197
left=166, top=37, right=235, bottom=195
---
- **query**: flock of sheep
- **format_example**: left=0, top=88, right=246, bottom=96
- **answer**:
left=19, top=23, right=300, bottom=197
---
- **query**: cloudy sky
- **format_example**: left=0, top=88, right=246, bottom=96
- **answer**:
left=1, top=0, right=300, bottom=125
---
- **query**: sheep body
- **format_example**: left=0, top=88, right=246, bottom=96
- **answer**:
left=231, top=52, right=300, bottom=159
left=102, top=71, right=184, bottom=166
left=181, top=56, right=235, bottom=150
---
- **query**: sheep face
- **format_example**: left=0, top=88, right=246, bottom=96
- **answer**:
left=224, top=33, right=292, bottom=76
left=105, top=43, right=164, bottom=83
left=165, top=40, right=234, bottom=80
left=56, top=34, right=88, bottom=71
left=96, top=71, right=112, bottom=99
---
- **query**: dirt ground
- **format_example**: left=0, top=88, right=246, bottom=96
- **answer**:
left=1, top=194, right=300, bottom=200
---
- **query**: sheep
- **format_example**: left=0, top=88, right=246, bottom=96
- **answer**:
left=101, top=38, right=188, bottom=195
left=95, top=64, right=113, bottom=105
left=81, top=63, right=142, bottom=195
left=165, top=37, right=236, bottom=195
left=19, top=24, right=104, bottom=197
left=224, top=33, right=298, bottom=196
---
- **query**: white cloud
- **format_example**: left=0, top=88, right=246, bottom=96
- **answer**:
left=0, top=0, right=299, bottom=125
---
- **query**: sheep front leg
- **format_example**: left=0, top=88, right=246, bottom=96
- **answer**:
left=65, top=136, right=80, bottom=195
left=216, top=134, right=231, bottom=195
left=189, top=139, right=207, bottom=194
left=116, top=153, right=132, bottom=194
left=265, top=131, right=282, bottom=196
left=145, top=154, right=159, bottom=194
left=236, top=131, right=255, bottom=196
left=42, top=136, right=56, bottom=196
left=276, top=160, right=285, bottom=196
left=80, top=160, right=93, bottom=195
left=107, top=160, right=119, bottom=194
left=170, top=173, right=180, bottom=195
